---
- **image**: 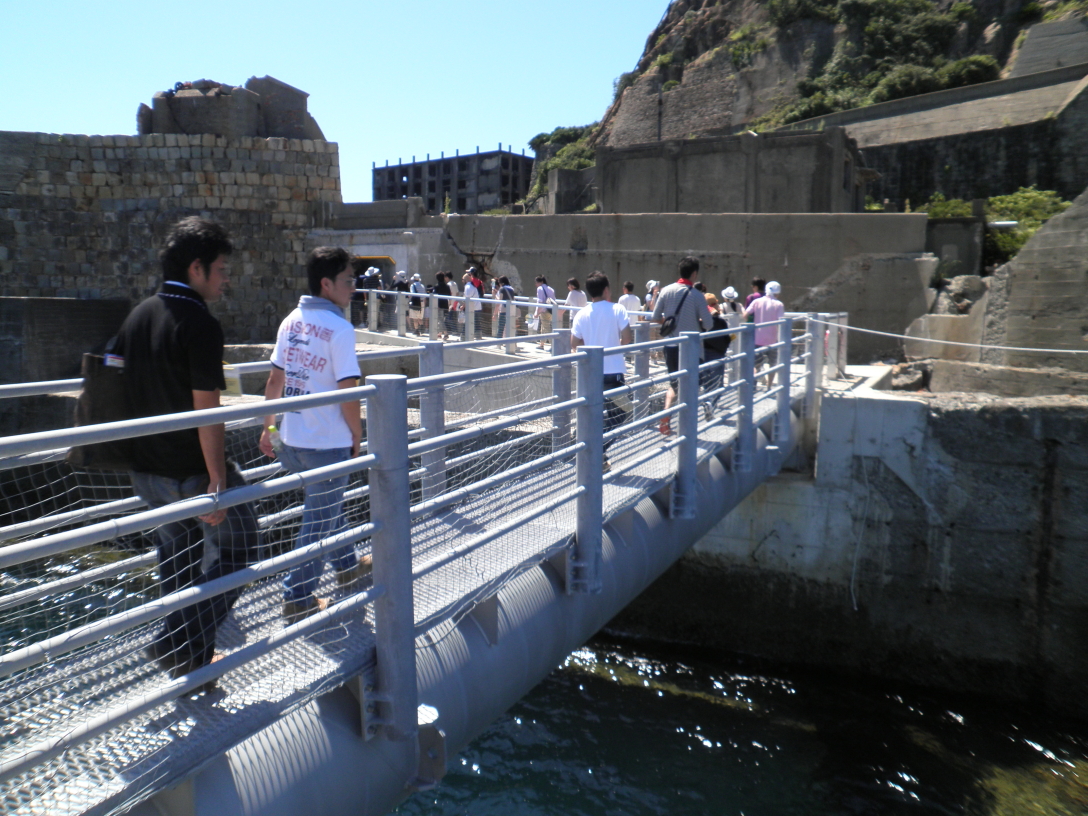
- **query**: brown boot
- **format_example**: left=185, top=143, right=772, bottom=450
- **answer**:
left=337, top=553, right=374, bottom=595
left=282, top=596, right=329, bottom=625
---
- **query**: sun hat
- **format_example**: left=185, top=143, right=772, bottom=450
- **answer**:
left=645, top=279, right=659, bottom=292
left=723, top=286, right=738, bottom=300
left=766, top=281, right=781, bottom=296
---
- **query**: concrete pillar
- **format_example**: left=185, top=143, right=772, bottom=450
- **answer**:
left=505, top=299, right=517, bottom=355
left=396, top=293, right=407, bottom=337
left=632, top=323, right=650, bottom=417
left=574, top=344, right=603, bottom=593
left=673, top=332, right=700, bottom=520
left=463, top=296, right=474, bottom=341
left=428, top=294, right=439, bottom=342
left=805, top=313, right=823, bottom=420
left=368, top=291, right=379, bottom=331
left=364, top=374, right=417, bottom=742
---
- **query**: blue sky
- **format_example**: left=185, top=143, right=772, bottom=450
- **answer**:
left=1, top=0, right=669, bottom=202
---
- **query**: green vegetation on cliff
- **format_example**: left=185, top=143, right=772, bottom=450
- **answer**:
left=525, top=124, right=598, bottom=204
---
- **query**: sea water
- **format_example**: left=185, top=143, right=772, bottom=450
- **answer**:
left=396, top=635, right=1088, bottom=816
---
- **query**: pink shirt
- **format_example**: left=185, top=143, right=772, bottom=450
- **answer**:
left=749, top=295, right=784, bottom=347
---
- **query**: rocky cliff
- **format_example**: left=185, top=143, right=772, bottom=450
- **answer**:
left=594, top=0, right=1058, bottom=148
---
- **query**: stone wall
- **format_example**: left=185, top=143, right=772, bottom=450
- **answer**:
left=611, top=385, right=1088, bottom=715
left=0, top=130, right=342, bottom=342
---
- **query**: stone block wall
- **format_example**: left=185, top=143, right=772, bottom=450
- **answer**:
left=0, top=130, right=342, bottom=342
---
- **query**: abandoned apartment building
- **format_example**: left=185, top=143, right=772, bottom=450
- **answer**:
left=372, top=147, right=535, bottom=214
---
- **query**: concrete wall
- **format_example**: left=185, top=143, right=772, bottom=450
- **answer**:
left=325, top=212, right=933, bottom=364
left=612, top=382, right=1088, bottom=715
left=980, top=184, right=1088, bottom=372
left=0, top=130, right=343, bottom=343
left=597, top=128, right=862, bottom=214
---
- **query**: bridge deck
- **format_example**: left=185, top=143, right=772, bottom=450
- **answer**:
left=0, top=370, right=803, bottom=815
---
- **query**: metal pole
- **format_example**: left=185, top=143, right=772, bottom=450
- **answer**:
left=551, top=300, right=560, bottom=341
left=839, top=312, right=849, bottom=374
left=632, top=323, right=649, bottom=419
left=428, top=293, right=439, bottom=341
left=775, top=318, right=793, bottom=443
left=826, top=313, right=839, bottom=381
left=464, top=294, right=474, bottom=341
left=505, top=298, right=517, bottom=355
left=368, top=289, right=379, bottom=332
left=734, top=323, right=756, bottom=473
left=396, top=291, right=407, bottom=337
left=574, top=344, right=603, bottom=593
left=805, top=313, right=823, bottom=420
left=365, top=374, right=417, bottom=741
left=552, top=329, right=572, bottom=452
left=418, top=342, right=446, bottom=500
left=673, top=332, right=700, bottom=520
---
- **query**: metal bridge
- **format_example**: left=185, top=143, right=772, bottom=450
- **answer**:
left=0, top=304, right=847, bottom=816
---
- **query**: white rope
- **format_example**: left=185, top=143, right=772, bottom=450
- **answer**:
left=808, top=318, right=1088, bottom=356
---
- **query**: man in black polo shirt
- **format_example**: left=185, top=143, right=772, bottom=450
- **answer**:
left=117, top=216, right=259, bottom=683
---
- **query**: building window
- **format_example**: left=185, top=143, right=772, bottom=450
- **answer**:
left=458, top=197, right=467, bottom=210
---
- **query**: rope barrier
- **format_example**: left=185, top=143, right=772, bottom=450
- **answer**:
left=808, top=318, right=1088, bottom=356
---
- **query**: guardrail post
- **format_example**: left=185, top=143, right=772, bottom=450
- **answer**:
left=734, top=323, right=756, bottom=473
left=775, top=318, right=793, bottom=443
left=632, top=323, right=650, bottom=418
left=551, top=300, right=561, bottom=337
left=505, top=299, right=517, bottom=354
left=574, top=345, right=603, bottom=593
left=364, top=374, right=417, bottom=742
left=419, top=342, right=446, bottom=500
left=463, top=295, right=475, bottom=341
left=838, top=312, right=849, bottom=374
left=672, top=332, right=700, bottom=520
left=552, top=329, right=572, bottom=452
left=396, top=292, right=407, bottom=337
left=428, top=293, right=439, bottom=341
left=368, top=289, right=379, bottom=331
left=826, top=313, right=841, bottom=381
left=805, top=313, right=823, bottom=420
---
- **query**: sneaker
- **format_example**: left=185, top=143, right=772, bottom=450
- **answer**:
left=282, top=596, right=329, bottom=625
left=658, top=418, right=672, bottom=437
left=602, top=456, right=611, bottom=473
left=337, top=553, right=374, bottom=595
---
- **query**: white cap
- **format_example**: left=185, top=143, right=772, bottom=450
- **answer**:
left=395, top=270, right=407, bottom=280
left=646, top=279, right=659, bottom=292
left=723, top=286, right=738, bottom=300
left=766, top=281, right=781, bottom=296
left=411, top=272, right=421, bottom=281
left=366, top=266, right=378, bottom=275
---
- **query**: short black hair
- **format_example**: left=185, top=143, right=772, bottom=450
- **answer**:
left=535, top=276, right=548, bottom=285
left=624, top=281, right=634, bottom=292
left=751, top=277, right=766, bottom=293
left=307, top=246, right=350, bottom=296
left=678, top=256, right=700, bottom=278
left=498, top=276, right=510, bottom=286
left=585, top=271, right=609, bottom=298
left=567, top=277, right=581, bottom=290
left=160, top=217, right=232, bottom=283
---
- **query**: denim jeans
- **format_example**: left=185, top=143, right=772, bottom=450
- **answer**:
left=277, top=444, right=356, bottom=603
left=130, top=465, right=260, bottom=668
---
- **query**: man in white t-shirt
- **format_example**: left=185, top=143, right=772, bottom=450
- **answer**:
left=571, top=271, right=632, bottom=472
left=617, top=280, right=642, bottom=318
left=260, top=246, right=366, bottom=623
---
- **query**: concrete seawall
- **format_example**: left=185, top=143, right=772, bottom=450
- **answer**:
left=612, top=371, right=1088, bottom=715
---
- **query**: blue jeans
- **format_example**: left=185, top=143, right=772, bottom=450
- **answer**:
left=277, top=444, right=356, bottom=604
left=131, top=465, right=260, bottom=668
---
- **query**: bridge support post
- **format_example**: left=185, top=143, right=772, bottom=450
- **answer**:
left=805, top=313, right=823, bottom=420
left=505, top=299, right=517, bottom=354
left=368, top=289, right=379, bottom=331
left=573, top=344, right=603, bottom=593
left=672, top=332, right=701, bottom=520
left=396, top=292, right=407, bottom=337
left=734, top=324, right=756, bottom=473
left=552, top=329, right=572, bottom=452
left=632, top=323, right=650, bottom=418
left=775, top=317, right=793, bottom=443
left=419, top=342, right=446, bottom=501
left=365, top=374, right=418, bottom=742
left=428, top=293, right=439, bottom=341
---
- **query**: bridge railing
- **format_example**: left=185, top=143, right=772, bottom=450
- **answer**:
left=0, top=312, right=838, bottom=815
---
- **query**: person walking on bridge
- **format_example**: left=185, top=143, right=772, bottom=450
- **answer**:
left=651, top=256, right=714, bottom=436
left=260, top=247, right=369, bottom=624
left=118, top=216, right=260, bottom=685
left=743, top=279, right=785, bottom=389
left=571, top=271, right=632, bottom=473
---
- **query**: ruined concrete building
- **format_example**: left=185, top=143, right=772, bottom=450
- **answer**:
left=372, top=148, right=535, bottom=214
left=136, top=76, right=324, bottom=142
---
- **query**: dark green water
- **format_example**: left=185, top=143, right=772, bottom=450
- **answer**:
left=396, top=636, right=1088, bottom=816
